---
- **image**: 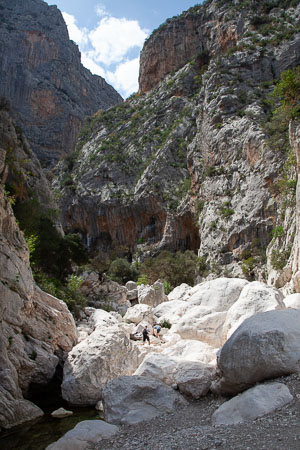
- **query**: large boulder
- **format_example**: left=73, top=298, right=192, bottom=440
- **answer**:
left=167, top=278, right=248, bottom=347
left=125, top=281, right=138, bottom=303
left=172, top=309, right=227, bottom=347
left=212, top=383, right=293, bottom=425
left=134, top=354, right=177, bottom=385
left=61, top=310, right=141, bottom=406
left=80, top=274, right=130, bottom=314
left=213, top=309, right=300, bottom=394
left=153, top=300, right=189, bottom=325
left=284, top=293, right=300, bottom=309
left=138, top=281, right=168, bottom=307
left=124, top=304, right=154, bottom=325
left=134, top=351, right=215, bottom=398
left=187, top=278, right=248, bottom=310
left=46, top=420, right=119, bottom=450
left=162, top=339, right=217, bottom=364
left=224, top=282, right=285, bottom=339
left=101, top=375, right=187, bottom=425
left=176, top=361, right=215, bottom=398
left=168, top=283, right=192, bottom=301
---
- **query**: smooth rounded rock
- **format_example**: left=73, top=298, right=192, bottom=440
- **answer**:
left=101, top=375, right=187, bottom=425
left=214, top=309, right=300, bottom=394
left=212, top=382, right=293, bottom=425
left=51, top=408, right=73, bottom=418
left=46, top=420, right=119, bottom=449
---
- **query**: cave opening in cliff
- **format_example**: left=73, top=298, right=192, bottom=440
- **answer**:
left=26, top=363, right=64, bottom=409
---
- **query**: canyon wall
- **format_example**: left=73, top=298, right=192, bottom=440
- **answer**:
left=58, top=0, right=300, bottom=284
left=0, top=0, right=122, bottom=166
left=0, top=108, right=77, bottom=431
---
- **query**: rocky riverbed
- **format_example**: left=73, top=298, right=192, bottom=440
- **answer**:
left=94, top=373, right=300, bottom=450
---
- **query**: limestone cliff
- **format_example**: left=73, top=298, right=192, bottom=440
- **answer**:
left=58, top=0, right=300, bottom=283
left=0, top=0, right=122, bottom=166
left=0, top=109, right=77, bottom=431
left=267, top=120, right=300, bottom=293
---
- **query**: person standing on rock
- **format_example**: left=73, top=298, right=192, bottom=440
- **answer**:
left=142, top=325, right=150, bottom=345
left=153, top=323, right=162, bottom=339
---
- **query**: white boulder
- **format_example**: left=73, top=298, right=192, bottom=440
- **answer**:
left=61, top=310, right=141, bottom=406
left=138, top=281, right=168, bottom=307
left=224, top=281, right=285, bottom=339
left=134, top=354, right=177, bottom=385
left=212, top=383, right=293, bottom=425
left=187, top=278, right=248, bottom=310
left=162, top=339, right=217, bottom=364
left=214, top=309, right=300, bottom=394
left=172, top=309, right=227, bottom=347
left=46, top=420, right=119, bottom=450
left=101, top=375, right=187, bottom=425
left=135, top=354, right=214, bottom=398
left=176, top=361, right=215, bottom=398
left=126, top=281, right=137, bottom=291
left=124, top=304, right=154, bottom=325
left=168, top=283, right=192, bottom=301
left=153, top=300, right=189, bottom=325
left=284, top=293, right=300, bottom=309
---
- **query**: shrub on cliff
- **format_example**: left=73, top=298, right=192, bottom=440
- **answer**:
left=108, top=258, right=139, bottom=284
left=264, top=65, right=300, bottom=154
left=139, top=250, right=206, bottom=289
left=14, top=198, right=88, bottom=279
left=272, top=66, right=300, bottom=120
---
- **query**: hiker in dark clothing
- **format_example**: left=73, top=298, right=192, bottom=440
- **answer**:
left=142, top=325, right=150, bottom=345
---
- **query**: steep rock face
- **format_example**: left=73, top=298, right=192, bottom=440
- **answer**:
left=139, top=0, right=300, bottom=94
left=0, top=104, right=52, bottom=208
left=58, top=1, right=300, bottom=277
left=282, top=121, right=300, bottom=291
left=139, top=2, right=239, bottom=93
left=58, top=78, right=201, bottom=256
left=0, top=113, right=77, bottom=430
left=0, top=0, right=122, bottom=166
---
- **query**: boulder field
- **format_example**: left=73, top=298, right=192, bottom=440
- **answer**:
left=45, top=276, right=300, bottom=449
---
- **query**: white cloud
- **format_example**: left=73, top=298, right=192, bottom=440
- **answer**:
left=107, top=58, right=140, bottom=98
left=95, top=3, right=109, bottom=17
left=88, top=16, right=148, bottom=65
left=81, top=52, right=106, bottom=78
left=62, top=12, right=89, bottom=47
left=62, top=10, right=148, bottom=98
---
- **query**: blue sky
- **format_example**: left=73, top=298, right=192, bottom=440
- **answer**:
left=46, top=1, right=201, bottom=98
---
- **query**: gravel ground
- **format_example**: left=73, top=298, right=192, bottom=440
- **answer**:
left=93, top=373, right=300, bottom=450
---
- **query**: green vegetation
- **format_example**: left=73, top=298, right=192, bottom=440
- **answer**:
left=137, top=274, right=150, bottom=285
left=195, top=199, right=205, bottom=217
left=9, top=196, right=89, bottom=315
left=219, top=201, right=234, bottom=218
left=34, top=273, right=87, bottom=316
left=30, top=350, right=37, bottom=361
left=160, top=319, right=172, bottom=329
left=271, top=225, right=285, bottom=239
left=263, top=66, right=300, bottom=155
left=271, top=248, right=291, bottom=270
left=106, top=250, right=204, bottom=291
left=240, top=239, right=268, bottom=280
left=107, top=258, right=139, bottom=284
left=163, top=280, right=172, bottom=295
left=241, top=256, right=255, bottom=280
left=217, top=0, right=300, bottom=12
left=139, top=250, right=206, bottom=289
